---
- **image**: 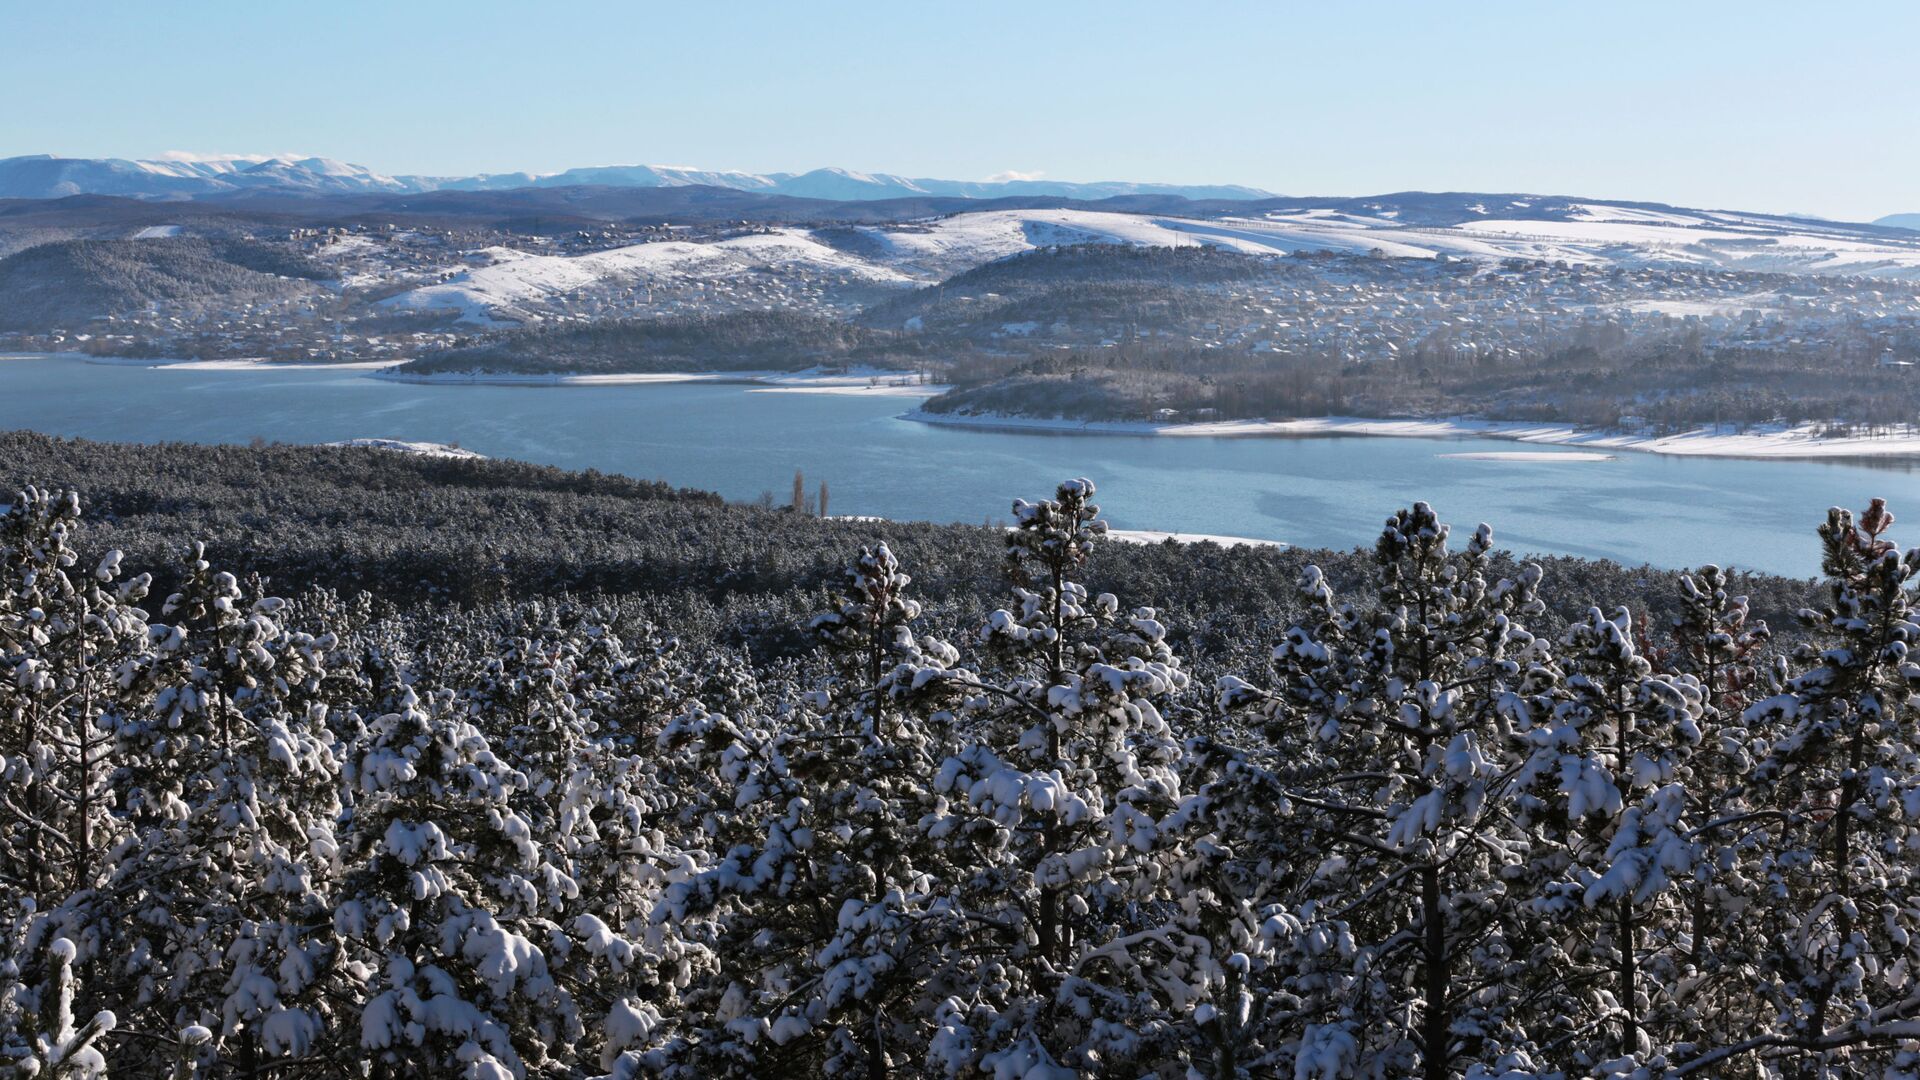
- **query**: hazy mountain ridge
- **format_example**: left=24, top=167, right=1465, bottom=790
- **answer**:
left=0, top=153, right=1273, bottom=202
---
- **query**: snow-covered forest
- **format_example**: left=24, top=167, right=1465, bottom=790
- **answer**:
left=4, top=459, right=1919, bottom=1078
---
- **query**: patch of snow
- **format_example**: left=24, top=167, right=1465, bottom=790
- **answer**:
left=1105, top=528, right=1286, bottom=548
left=325, top=438, right=485, bottom=459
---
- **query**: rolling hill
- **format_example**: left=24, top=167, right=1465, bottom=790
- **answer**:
left=0, top=236, right=332, bottom=331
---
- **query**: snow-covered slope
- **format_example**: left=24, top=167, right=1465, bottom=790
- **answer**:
left=383, top=229, right=915, bottom=323
left=880, top=202, right=1920, bottom=280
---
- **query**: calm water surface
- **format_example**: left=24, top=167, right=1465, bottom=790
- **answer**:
left=3, top=354, right=1916, bottom=577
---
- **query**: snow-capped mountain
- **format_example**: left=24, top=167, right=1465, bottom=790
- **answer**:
left=438, top=163, right=783, bottom=194
left=0, top=154, right=413, bottom=198
left=0, top=153, right=1273, bottom=202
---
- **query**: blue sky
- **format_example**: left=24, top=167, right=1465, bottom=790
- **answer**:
left=7, top=0, right=1915, bottom=219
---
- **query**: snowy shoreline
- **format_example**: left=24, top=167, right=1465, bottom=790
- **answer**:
left=902, top=410, right=1920, bottom=460
left=370, top=368, right=775, bottom=386
left=9, top=353, right=947, bottom=396
left=2, top=352, right=407, bottom=371
left=371, top=366, right=948, bottom=396
left=82, top=355, right=406, bottom=371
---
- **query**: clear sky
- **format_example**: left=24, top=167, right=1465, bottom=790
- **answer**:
left=6, top=0, right=1915, bottom=219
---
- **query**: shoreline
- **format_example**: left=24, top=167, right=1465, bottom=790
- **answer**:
left=123, top=357, right=408, bottom=371
left=371, top=365, right=947, bottom=396
left=3, top=352, right=406, bottom=371
left=371, top=368, right=776, bottom=386
left=8, top=353, right=944, bottom=396
left=901, top=410, right=1920, bottom=461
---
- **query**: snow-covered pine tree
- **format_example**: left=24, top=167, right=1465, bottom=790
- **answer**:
left=335, top=684, right=581, bottom=1078
left=1696, top=500, right=1920, bottom=1077
left=1514, top=602, right=1708, bottom=1074
left=471, top=605, right=722, bottom=1074
left=921, top=480, right=1192, bottom=1076
left=3, top=937, right=115, bottom=1079
left=0, top=489, right=152, bottom=1071
left=1224, top=504, right=1562, bottom=1078
left=94, top=543, right=345, bottom=1072
left=1617, top=565, right=1777, bottom=1075
left=649, top=542, right=967, bottom=1077
left=1100, top=719, right=1362, bottom=1080
left=0, top=488, right=146, bottom=892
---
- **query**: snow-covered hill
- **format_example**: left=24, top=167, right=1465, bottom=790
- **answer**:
left=1174, top=200, right=1920, bottom=279
left=378, top=200, right=1920, bottom=323
left=382, top=229, right=917, bottom=324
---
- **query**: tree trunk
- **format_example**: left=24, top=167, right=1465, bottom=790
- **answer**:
left=1421, top=863, right=1449, bottom=1080
left=1619, top=894, right=1639, bottom=1055
left=868, top=1011, right=888, bottom=1080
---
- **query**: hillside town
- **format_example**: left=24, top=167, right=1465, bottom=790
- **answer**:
left=8, top=212, right=1920, bottom=375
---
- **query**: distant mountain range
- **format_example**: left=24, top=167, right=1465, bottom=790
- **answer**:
left=1878, top=214, right=1920, bottom=231
left=0, top=154, right=1273, bottom=203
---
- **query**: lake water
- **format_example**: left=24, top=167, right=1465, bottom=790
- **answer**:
left=3, top=353, right=1916, bottom=577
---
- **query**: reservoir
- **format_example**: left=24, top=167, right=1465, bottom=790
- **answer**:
left=3, top=354, right=1914, bottom=577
